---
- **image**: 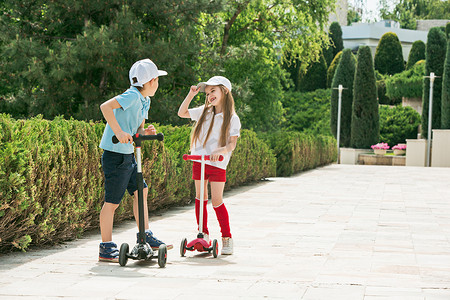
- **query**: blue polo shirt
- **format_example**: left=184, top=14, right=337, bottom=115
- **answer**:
left=99, top=86, right=150, bottom=154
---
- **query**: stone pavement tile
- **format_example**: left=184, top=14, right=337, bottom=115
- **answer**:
left=302, top=284, right=365, bottom=300
left=422, top=288, right=450, bottom=300
left=364, top=286, right=424, bottom=300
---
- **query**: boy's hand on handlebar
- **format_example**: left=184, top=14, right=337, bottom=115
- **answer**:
left=116, top=131, right=133, bottom=144
left=144, top=124, right=157, bottom=135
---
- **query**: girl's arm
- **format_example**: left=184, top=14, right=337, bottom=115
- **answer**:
left=178, top=86, right=200, bottom=118
left=210, top=136, right=239, bottom=161
left=100, top=98, right=133, bottom=144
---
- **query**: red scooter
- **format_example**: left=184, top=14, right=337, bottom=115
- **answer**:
left=180, top=154, right=223, bottom=258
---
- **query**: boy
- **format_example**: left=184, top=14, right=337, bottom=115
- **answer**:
left=98, top=59, right=172, bottom=262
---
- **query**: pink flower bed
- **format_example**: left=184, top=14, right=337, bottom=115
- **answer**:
left=371, top=143, right=389, bottom=150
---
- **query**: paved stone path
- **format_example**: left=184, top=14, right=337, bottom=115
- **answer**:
left=1, top=165, right=450, bottom=299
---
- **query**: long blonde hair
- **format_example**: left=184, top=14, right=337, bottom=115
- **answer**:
left=191, top=85, right=235, bottom=148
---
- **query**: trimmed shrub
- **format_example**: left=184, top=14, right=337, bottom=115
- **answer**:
left=282, top=89, right=332, bottom=136
left=0, top=116, right=276, bottom=252
left=299, top=53, right=327, bottom=92
left=329, top=22, right=344, bottom=58
left=260, top=131, right=336, bottom=177
left=422, top=27, right=447, bottom=138
left=327, top=51, right=343, bottom=88
left=406, top=40, right=426, bottom=70
left=386, top=60, right=425, bottom=99
left=379, top=105, right=421, bottom=147
left=330, top=49, right=356, bottom=147
left=351, top=46, right=380, bottom=148
left=374, top=32, right=405, bottom=75
left=442, top=39, right=450, bottom=129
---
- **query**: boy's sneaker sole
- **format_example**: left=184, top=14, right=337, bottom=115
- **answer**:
left=98, top=256, right=119, bottom=263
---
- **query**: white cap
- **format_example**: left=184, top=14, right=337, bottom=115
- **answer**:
left=129, top=59, right=167, bottom=87
left=197, top=76, right=232, bottom=93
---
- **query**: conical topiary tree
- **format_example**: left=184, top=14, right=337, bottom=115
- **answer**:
left=351, top=46, right=379, bottom=148
left=442, top=39, right=450, bottom=129
left=299, top=53, right=327, bottom=92
left=327, top=50, right=343, bottom=88
left=329, top=22, right=344, bottom=58
left=406, top=40, right=426, bottom=69
left=330, top=49, right=356, bottom=147
left=374, top=32, right=405, bottom=75
left=422, top=27, right=447, bottom=138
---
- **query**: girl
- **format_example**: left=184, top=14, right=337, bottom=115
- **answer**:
left=178, top=76, right=241, bottom=255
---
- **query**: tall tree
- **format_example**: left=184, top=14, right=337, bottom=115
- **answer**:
left=374, top=32, right=405, bottom=76
left=422, top=27, right=447, bottom=138
left=329, top=22, right=344, bottom=58
left=442, top=39, right=450, bottom=129
left=330, top=49, right=356, bottom=147
left=351, top=46, right=379, bottom=148
left=406, top=40, right=426, bottom=70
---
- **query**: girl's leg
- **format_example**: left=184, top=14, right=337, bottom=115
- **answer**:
left=194, top=179, right=209, bottom=234
left=133, top=187, right=149, bottom=230
left=100, top=202, right=120, bottom=242
left=210, top=181, right=231, bottom=238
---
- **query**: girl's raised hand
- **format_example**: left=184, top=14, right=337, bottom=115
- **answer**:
left=188, top=85, right=200, bottom=97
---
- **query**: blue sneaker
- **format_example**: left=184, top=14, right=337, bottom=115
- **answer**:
left=99, top=242, right=119, bottom=263
left=136, top=230, right=173, bottom=250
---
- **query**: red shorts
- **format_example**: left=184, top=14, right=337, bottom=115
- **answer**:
left=192, top=162, right=226, bottom=182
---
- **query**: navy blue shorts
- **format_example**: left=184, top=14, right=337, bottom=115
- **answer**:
left=101, top=150, right=147, bottom=204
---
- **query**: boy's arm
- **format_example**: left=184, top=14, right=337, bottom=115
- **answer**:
left=137, top=120, right=157, bottom=135
left=178, top=86, right=200, bottom=118
left=100, top=98, right=133, bottom=144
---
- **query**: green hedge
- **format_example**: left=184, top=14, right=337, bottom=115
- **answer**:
left=260, top=131, right=336, bottom=177
left=0, top=115, right=334, bottom=252
left=385, top=60, right=425, bottom=99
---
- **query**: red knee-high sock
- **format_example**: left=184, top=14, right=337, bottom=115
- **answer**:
left=214, top=203, right=231, bottom=238
left=195, top=198, right=209, bottom=234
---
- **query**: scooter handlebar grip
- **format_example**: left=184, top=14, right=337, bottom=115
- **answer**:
left=112, top=132, right=164, bottom=144
left=112, top=135, right=119, bottom=144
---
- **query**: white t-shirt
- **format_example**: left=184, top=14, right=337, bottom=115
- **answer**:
left=188, top=105, right=241, bottom=170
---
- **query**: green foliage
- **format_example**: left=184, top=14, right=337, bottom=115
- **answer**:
left=351, top=46, right=379, bottom=148
left=374, top=32, right=405, bottom=75
left=329, top=22, right=344, bottom=58
left=442, top=39, right=450, bottom=129
left=379, top=105, right=421, bottom=147
left=330, top=49, right=356, bottom=147
left=327, top=51, right=343, bottom=88
left=446, top=22, right=450, bottom=38
left=260, top=131, right=336, bottom=177
left=406, top=40, right=426, bottom=70
left=0, top=116, right=278, bottom=252
left=298, top=53, right=327, bottom=92
left=282, top=89, right=332, bottom=136
left=422, top=27, right=447, bottom=138
left=386, top=60, right=425, bottom=99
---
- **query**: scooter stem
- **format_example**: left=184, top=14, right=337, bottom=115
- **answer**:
left=198, top=155, right=206, bottom=236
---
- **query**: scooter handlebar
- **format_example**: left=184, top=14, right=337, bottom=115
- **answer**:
left=182, top=154, right=224, bottom=161
left=112, top=132, right=164, bottom=144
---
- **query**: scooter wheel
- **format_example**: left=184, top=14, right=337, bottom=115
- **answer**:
left=212, top=239, right=218, bottom=258
left=158, top=244, right=167, bottom=268
left=119, top=243, right=129, bottom=266
left=180, top=238, right=187, bottom=257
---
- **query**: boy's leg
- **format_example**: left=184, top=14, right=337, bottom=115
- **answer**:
left=194, top=179, right=209, bottom=235
left=100, top=202, right=120, bottom=242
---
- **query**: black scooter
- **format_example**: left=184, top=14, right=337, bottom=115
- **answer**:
left=112, top=133, right=167, bottom=268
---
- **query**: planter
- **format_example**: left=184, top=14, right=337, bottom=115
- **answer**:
left=340, top=148, right=369, bottom=165
left=373, top=149, right=387, bottom=155
left=431, top=129, right=450, bottom=167
left=393, top=149, right=406, bottom=156
left=406, top=139, right=426, bottom=167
